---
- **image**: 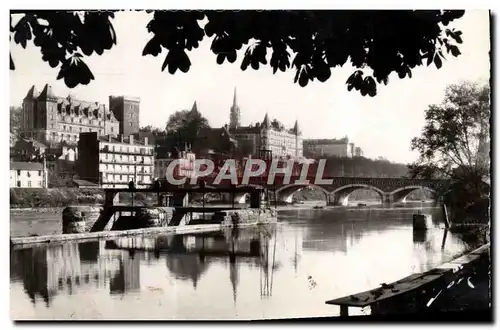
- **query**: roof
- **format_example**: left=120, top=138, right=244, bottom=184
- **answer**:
left=10, top=161, right=44, bottom=171
left=73, top=179, right=99, bottom=187
left=232, top=126, right=260, bottom=134
left=304, top=138, right=349, bottom=145
left=96, top=134, right=152, bottom=146
left=25, top=139, right=48, bottom=149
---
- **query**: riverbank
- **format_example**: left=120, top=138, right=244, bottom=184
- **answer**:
left=325, top=243, right=491, bottom=317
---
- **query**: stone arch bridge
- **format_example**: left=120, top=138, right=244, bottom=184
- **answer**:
left=191, top=176, right=448, bottom=206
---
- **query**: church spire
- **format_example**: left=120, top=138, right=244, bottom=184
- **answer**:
left=191, top=101, right=199, bottom=114
left=229, top=87, right=241, bottom=130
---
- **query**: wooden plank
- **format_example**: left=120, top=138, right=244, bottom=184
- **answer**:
left=325, top=243, right=490, bottom=309
left=325, top=269, right=449, bottom=308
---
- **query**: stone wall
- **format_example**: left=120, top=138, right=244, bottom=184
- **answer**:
left=62, top=206, right=103, bottom=234
left=213, top=208, right=277, bottom=226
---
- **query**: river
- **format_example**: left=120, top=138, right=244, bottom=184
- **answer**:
left=10, top=204, right=484, bottom=320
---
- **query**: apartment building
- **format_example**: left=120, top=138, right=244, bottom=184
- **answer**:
left=77, top=132, right=154, bottom=188
left=10, top=161, right=47, bottom=188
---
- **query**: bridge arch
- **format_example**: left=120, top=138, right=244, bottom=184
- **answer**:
left=390, top=186, right=437, bottom=203
left=330, top=184, right=385, bottom=206
left=275, top=183, right=330, bottom=204
left=232, top=184, right=265, bottom=204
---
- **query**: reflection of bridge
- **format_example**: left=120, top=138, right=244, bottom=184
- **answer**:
left=171, top=176, right=446, bottom=206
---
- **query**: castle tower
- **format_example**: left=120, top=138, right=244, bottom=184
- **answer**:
left=109, top=95, right=141, bottom=137
left=21, top=85, right=39, bottom=134
left=229, top=87, right=240, bottom=130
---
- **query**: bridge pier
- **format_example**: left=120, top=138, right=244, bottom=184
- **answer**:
left=233, top=193, right=248, bottom=204
left=172, top=193, right=189, bottom=207
left=329, top=192, right=350, bottom=206
left=382, top=193, right=394, bottom=206
left=105, top=191, right=120, bottom=206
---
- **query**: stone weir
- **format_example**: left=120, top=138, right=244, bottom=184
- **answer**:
left=61, top=205, right=278, bottom=235
left=11, top=206, right=278, bottom=247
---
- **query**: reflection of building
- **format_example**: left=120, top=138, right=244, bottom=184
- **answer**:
left=77, top=132, right=154, bottom=188
left=11, top=247, right=55, bottom=306
left=110, top=256, right=141, bottom=295
left=10, top=241, right=134, bottom=307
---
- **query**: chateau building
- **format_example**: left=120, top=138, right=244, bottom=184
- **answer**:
left=227, top=90, right=303, bottom=158
left=20, top=84, right=140, bottom=146
left=77, top=132, right=154, bottom=188
left=303, top=137, right=362, bottom=158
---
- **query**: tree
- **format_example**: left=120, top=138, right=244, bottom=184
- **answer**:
left=409, top=81, right=491, bottom=212
left=140, top=125, right=163, bottom=134
left=10, top=10, right=465, bottom=95
left=164, top=109, right=210, bottom=149
left=10, top=106, right=22, bottom=146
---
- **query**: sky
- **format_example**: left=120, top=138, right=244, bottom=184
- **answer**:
left=9, top=10, right=490, bottom=164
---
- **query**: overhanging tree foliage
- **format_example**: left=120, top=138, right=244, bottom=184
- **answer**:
left=409, top=81, right=491, bottom=212
left=10, top=10, right=465, bottom=95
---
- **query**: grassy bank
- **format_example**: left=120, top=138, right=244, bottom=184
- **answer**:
left=10, top=188, right=105, bottom=209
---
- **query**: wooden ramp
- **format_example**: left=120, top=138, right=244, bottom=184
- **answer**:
left=325, top=269, right=449, bottom=316
left=325, top=243, right=490, bottom=316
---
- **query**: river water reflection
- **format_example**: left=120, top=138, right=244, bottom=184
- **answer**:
left=10, top=207, right=483, bottom=320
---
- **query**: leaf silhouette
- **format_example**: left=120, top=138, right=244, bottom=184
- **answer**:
left=10, top=10, right=466, bottom=94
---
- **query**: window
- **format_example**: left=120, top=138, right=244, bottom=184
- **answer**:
left=129, top=122, right=133, bottom=127
left=17, top=181, right=21, bottom=187
left=38, top=171, right=42, bottom=176
left=80, top=127, right=82, bottom=132
left=17, top=170, right=20, bottom=175
left=38, top=181, right=42, bottom=186
left=28, top=181, right=31, bottom=187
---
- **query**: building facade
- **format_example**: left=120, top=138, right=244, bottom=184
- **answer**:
left=155, top=150, right=196, bottom=180
left=10, top=161, right=47, bottom=188
left=227, top=90, right=303, bottom=158
left=20, top=84, right=140, bottom=147
left=77, top=132, right=154, bottom=188
left=303, top=137, right=360, bottom=158
left=109, top=96, right=141, bottom=137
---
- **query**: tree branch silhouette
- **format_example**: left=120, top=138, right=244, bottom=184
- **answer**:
left=10, top=10, right=465, bottom=95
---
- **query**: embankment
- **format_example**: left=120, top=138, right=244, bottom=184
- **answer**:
left=10, top=188, right=157, bottom=209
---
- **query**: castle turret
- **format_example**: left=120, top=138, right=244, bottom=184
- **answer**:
left=292, top=120, right=300, bottom=135
left=262, top=113, right=270, bottom=127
